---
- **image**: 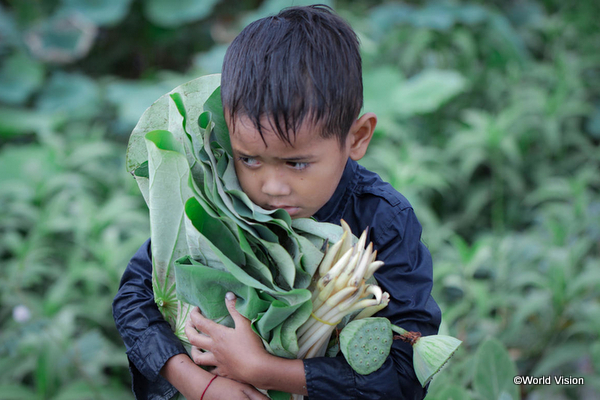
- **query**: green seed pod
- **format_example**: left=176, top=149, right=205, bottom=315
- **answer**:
left=413, top=334, right=462, bottom=387
left=339, top=317, right=393, bottom=375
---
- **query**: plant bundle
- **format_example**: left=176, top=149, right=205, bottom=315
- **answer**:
left=126, top=75, right=347, bottom=361
left=298, top=222, right=461, bottom=388
left=296, top=220, right=389, bottom=359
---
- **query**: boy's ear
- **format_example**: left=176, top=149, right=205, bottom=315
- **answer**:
left=348, top=112, right=377, bottom=161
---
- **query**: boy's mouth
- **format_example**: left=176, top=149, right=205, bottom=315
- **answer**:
left=267, top=205, right=300, bottom=216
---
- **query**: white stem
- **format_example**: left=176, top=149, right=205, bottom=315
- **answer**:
left=364, top=260, right=385, bottom=280
left=348, top=242, right=373, bottom=287
left=304, top=331, right=331, bottom=359
left=298, top=323, right=336, bottom=358
left=354, top=292, right=390, bottom=320
left=334, top=251, right=361, bottom=291
left=318, top=231, right=347, bottom=276
left=318, top=248, right=353, bottom=290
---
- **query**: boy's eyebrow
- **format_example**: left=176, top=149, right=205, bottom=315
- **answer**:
left=234, top=150, right=315, bottom=161
left=234, top=151, right=257, bottom=158
left=280, top=155, right=315, bottom=162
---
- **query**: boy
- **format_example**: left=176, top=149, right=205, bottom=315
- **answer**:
left=113, top=5, right=441, bottom=400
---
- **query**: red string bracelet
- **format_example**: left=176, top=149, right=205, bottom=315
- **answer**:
left=200, top=375, right=218, bottom=400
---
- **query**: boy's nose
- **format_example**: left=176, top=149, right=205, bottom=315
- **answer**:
left=261, top=170, right=291, bottom=197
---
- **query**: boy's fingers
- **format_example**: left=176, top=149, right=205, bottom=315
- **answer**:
left=190, top=346, right=216, bottom=367
left=185, top=318, right=212, bottom=349
left=190, top=306, right=218, bottom=334
left=244, top=387, right=270, bottom=400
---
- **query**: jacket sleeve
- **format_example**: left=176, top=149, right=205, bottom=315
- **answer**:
left=112, top=239, right=187, bottom=400
left=303, top=207, right=442, bottom=400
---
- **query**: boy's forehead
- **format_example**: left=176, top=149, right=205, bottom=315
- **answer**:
left=228, top=114, right=326, bottom=141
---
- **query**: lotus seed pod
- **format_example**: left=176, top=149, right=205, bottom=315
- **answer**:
left=340, top=317, right=392, bottom=375
left=413, top=334, right=462, bottom=387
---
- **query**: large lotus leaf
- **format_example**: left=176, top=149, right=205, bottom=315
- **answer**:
left=145, top=129, right=195, bottom=330
left=260, top=239, right=297, bottom=290
left=126, top=74, right=221, bottom=175
left=236, top=227, right=278, bottom=289
left=279, top=300, right=313, bottom=355
left=292, top=217, right=346, bottom=245
left=265, top=324, right=295, bottom=359
left=175, top=257, right=270, bottom=321
left=169, top=92, right=207, bottom=162
left=202, top=87, right=231, bottom=154
left=185, top=196, right=245, bottom=266
left=282, top=234, right=327, bottom=289
left=255, top=299, right=306, bottom=336
left=130, top=76, right=362, bottom=385
left=196, top=229, right=278, bottom=294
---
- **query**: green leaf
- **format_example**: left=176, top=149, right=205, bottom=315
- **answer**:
left=185, top=197, right=245, bottom=266
left=592, top=342, right=600, bottom=372
left=203, top=86, right=232, bottom=155
left=0, top=384, right=38, bottom=400
left=473, top=338, right=519, bottom=400
left=36, top=72, right=100, bottom=120
left=432, top=384, right=472, bottom=400
left=242, top=0, right=333, bottom=27
left=127, top=74, right=221, bottom=174
left=60, top=0, right=133, bottom=26
left=392, top=69, right=468, bottom=116
left=0, top=145, right=58, bottom=186
left=106, top=80, right=177, bottom=131
left=0, top=52, right=44, bottom=105
left=363, top=66, right=405, bottom=119
left=255, top=297, right=306, bottom=335
left=144, top=0, right=220, bottom=28
left=532, top=343, right=589, bottom=376
left=145, top=129, right=194, bottom=327
left=24, top=12, right=96, bottom=63
left=175, top=258, right=268, bottom=321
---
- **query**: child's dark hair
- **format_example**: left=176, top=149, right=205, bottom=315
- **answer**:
left=221, top=4, right=363, bottom=146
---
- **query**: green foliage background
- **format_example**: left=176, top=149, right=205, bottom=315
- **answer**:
left=1, top=0, right=598, bottom=399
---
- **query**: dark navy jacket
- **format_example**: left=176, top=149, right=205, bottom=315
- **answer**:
left=112, top=158, right=442, bottom=399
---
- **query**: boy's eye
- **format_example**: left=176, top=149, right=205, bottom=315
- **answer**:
left=238, top=156, right=260, bottom=167
left=287, top=161, right=309, bottom=170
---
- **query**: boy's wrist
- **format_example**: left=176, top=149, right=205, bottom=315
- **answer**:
left=246, top=353, right=307, bottom=395
left=161, top=354, right=214, bottom=398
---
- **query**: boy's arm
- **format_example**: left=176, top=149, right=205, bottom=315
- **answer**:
left=112, top=239, right=270, bottom=400
left=112, top=239, right=187, bottom=399
left=186, top=297, right=309, bottom=396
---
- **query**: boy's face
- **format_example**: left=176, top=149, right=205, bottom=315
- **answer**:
left=229, top=116, right=352, bottom=219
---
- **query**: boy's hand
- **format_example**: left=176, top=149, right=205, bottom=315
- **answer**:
left=185, top=293, right=272, bottom=386
left=205, top=377, right=269, bottom=400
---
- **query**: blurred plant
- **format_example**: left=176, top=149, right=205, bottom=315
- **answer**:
left=0, top=126, right=150, bottom=399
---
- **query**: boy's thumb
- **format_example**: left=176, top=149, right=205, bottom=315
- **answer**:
left=225, top=292, right=244, bottom=325
left=225, top=291, right=236, bottom=302
left=225, top=291, right=238, bottom=313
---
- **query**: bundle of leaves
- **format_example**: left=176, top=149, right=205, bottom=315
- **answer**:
left=125, top=74, right=348, bottom=361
